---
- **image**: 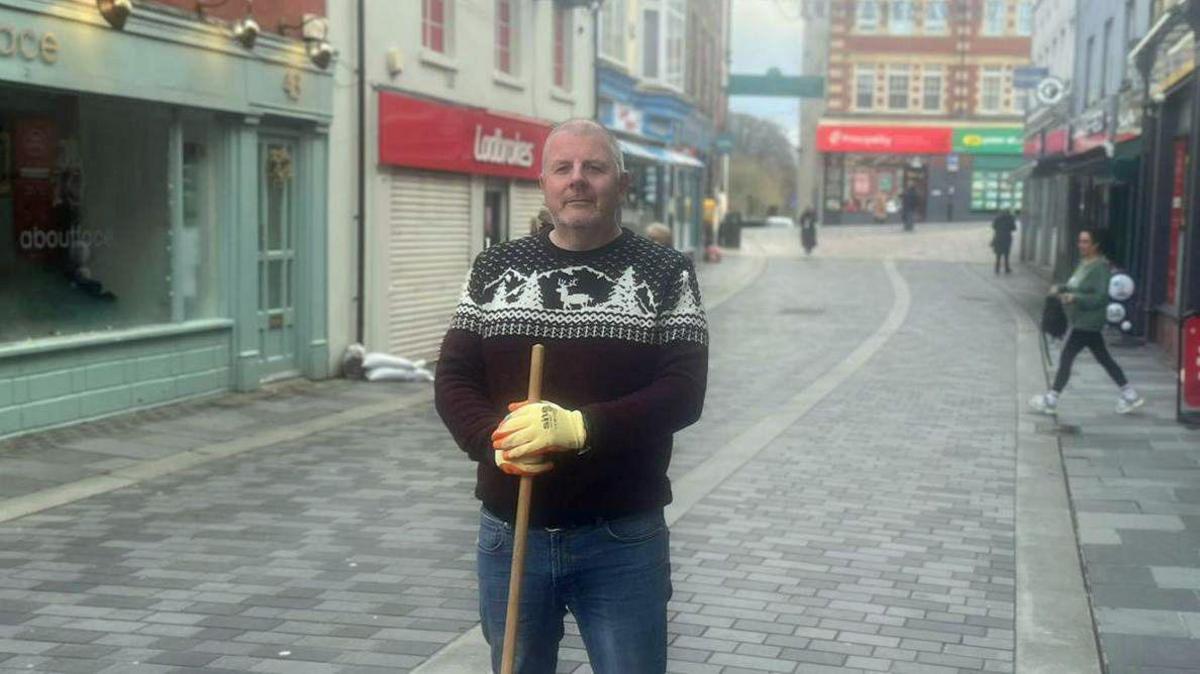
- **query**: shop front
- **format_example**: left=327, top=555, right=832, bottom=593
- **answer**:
left=817, top=123, right=1023, bottom=225
left=0, top=5, right=333, bottom=438
left=373, top=91, right=552, bottom=361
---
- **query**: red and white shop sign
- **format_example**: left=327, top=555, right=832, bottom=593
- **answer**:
left=378, top=91, right=552, bottom=180
left=816, top=125, right=952, bottom=154
left=1023, top=133, right=1042, bottom=159
left=1043, top=127, right=1069, bottom=155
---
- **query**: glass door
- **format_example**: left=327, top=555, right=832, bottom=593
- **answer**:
left=257, top=137, right=299, bottom=380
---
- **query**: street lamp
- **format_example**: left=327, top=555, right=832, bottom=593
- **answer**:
left=96, top=0, right=133, bottom=30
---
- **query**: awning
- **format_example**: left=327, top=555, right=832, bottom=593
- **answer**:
left=617, top=138, right=705, bottom=169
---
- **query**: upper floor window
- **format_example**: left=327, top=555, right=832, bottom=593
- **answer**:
left=855, top=68, right=876, bottom=110
left=665, top=0, right=686, bottom=90
left=642, top=8, right=660, bottom=79
left=980, top=66, right=1004, bottom=111
left=553, top=6, right=572, bottom=89
left=888, top=65, right=910, bottom=109
left=923, top=0, right=949, bottom=33
left=1017, top=1, right=1033, bottom=36
left=495, top=0, right=517, bottom=74
left=423, top=0, right=452, bottom=54
left=922, top=66, right=943, bottom=111
left=640, top=1, right=685, bottom=90
left=982, top=0, right=1006, bottom=36
left=890, top=1, right=915, bottom=35
left=856, top=0, right=880, bottom=32
left=599, top=0, right=625, bottom=63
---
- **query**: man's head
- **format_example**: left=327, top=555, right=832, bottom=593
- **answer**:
left=540, top=119, right=630, bottom=234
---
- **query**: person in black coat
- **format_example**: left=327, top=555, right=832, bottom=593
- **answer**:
left=799, top=206, right=818, bottom=255
left=991, top=209, right=1017, bottom=274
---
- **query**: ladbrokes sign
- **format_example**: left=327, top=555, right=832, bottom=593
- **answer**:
left=378, top=92, right=550, bottom=180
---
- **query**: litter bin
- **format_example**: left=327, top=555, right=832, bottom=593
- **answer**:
left=719, top=216, right=742, bottom=249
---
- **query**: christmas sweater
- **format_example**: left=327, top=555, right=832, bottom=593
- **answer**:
left=434, top=227, right=709, bottom=527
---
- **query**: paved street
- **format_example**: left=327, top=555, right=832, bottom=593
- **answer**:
left=0, top=223, right=1195, bottom=673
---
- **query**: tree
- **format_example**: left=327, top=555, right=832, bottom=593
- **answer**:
left=728, top=113, right=798, bottom=217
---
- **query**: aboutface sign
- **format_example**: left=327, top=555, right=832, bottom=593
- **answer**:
left=952, top=128, right=1023, bottom=155
left=378, top=91, right=551, bottom=180
left=816, top=125, right=951, bottom=154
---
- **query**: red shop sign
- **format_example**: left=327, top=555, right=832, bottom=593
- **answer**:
left=816, top=125, right=952, bottom=154
left=1043, top=127, right=1068, bottom=155
left=378, top=91, right=552, bottom=180
left=1023, top=133, right=1042, bottom=159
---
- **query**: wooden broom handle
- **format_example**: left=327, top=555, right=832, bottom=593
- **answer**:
left=500, top=344, right=544, bottom=674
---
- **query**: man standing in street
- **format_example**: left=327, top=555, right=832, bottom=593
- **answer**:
left=901, top=185, right=919, bottom=231
left=435, top=119, right=709, bottom=674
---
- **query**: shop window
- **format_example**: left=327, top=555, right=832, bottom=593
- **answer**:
left=982, top=0, right=1006, bottom=35
left=888, top=65, right=910, bottom=110
left=423, top=0, right=452, bottom=55
left=855, top=70, right=876, bottom=110
left=553, top=6, right=572, bottom=90
left=922, top=67, right=943, bottom=111
left=496, top=0, right=517, bottom=76
left=889, top=0, right=915, bottom=35
left=1, top=94, right=222, bottom=344
left=599, top=0, right=625, bottom=63
left=856, top=0, right=880, bottom=32
left=923, top=0, right=948, bottom=33
left=970, top=170, right=1023, bottom=211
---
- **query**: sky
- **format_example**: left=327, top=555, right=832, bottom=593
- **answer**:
left=729, top=0, right=807, bottom=148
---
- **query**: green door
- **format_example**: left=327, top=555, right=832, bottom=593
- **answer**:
left=257, top=137, right=299, bottom=380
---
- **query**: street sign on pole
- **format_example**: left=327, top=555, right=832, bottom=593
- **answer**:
left=715, top=133, right=734, bottom=154
left=728, top=68, right=825, bottom=98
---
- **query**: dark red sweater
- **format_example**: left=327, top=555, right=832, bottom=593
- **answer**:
left=434, top=228, right=709, bottom=527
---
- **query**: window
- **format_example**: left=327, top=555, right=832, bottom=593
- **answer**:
left=1101, top=18, right=1113, bottom=99
left=888, top=65, right=910, bottom=110
left=642, top=9, right=659, bottom=79
left=599, top=0, right=625, bottom=62
left=553, top=6, right=571, bottom=89
left=855, top=69, right=876, bottom=109
left=924, top=0, right=948, bottom=33
left=922, top=66, right=943, bottom=111
left=666, top=0, right=686, bottom=90
left=1084, top=36, right=1095, bottom=104
left=1015, top=87, right=1030, bottom=113
left=980, top=66, right=1003, bottom=111
left=1017, top=1, right=1033, bottom=36
left=495, top=0, right=516, bottom=75
left=890, top=1, right=915, bottom=34
left=982, top=0, right=1006, bottom=35
left=423, top=0, right=451, bottom=54
left=856, top=0, right=880, bottom=32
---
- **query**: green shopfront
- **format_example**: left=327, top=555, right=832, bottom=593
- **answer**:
left=0, top=2, right=332, bottom=437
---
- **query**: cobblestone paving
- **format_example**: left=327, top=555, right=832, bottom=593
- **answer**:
left=0, top=224, right=1034, bottom=673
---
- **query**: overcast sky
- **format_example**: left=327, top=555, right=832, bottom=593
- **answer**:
left=729, top=0, right=807, bottom=147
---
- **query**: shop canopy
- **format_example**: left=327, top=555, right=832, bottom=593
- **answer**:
left=617, top=138, right=705, bottom=169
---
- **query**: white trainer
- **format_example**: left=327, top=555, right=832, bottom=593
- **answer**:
left=1028, top=393, right=1057, bottom=415
left=1116, top=395, right=1144, bottom=415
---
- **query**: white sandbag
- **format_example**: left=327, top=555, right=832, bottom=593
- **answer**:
left=365, top=366, right=434, bottom=383
left=363, top=352, right=426, bottom=371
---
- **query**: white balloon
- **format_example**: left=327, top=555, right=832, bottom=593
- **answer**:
left=1106, top=303, right=1127, bottom=323
left=1121, top=320, right=1133, bottom=332
left=1109, top=273, right=1135, bottom=301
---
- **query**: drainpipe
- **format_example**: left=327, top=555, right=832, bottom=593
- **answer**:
left=355, top=0, right=367, bottom=345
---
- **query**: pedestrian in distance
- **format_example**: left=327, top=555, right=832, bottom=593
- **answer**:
left=991, top=209, right=1017, bottom=275
left=799, top=205, right=818, bottom=256
left=435, top=118, right=709, bottom=674
left=1029, top=228, right=1144, bottom=416
left=901, top=185, right=919, bottom=232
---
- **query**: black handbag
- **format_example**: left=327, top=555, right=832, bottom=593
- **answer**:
left=1041, top=295, right=1068, bottom=339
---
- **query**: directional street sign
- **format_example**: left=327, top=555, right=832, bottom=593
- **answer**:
left=728, top=68, right=825, bottom=98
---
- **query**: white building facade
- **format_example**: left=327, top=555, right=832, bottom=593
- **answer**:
left=328, top=0, right=595, bottom=365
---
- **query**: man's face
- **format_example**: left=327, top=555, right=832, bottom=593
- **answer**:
left=540, top=131, right=629, bottom=231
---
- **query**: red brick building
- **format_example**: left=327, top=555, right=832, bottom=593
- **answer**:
left=816, top=0, right=1032, bottom=224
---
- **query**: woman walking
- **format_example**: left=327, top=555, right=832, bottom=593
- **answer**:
left=991, top=209, right=1016, bottom=274
left=799, top=206, right=818, bottom=255
left=1029, top=229, right=1144, bottom=415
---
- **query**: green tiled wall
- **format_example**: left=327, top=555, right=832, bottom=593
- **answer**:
left=0, top=329, right=233, bottom=438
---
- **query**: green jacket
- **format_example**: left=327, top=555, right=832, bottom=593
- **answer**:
left=1062, top=257, right=1111, bottom=331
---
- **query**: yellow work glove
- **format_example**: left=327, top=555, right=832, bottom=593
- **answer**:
left=491, top=401, right=587, bottom=461
left=493, top=450, right=554, bottom=477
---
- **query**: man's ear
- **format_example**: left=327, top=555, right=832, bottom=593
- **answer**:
left=617, top=171, right=632, bottom=197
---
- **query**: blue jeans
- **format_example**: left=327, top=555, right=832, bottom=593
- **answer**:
left=476, top=507, right=672, bottom=674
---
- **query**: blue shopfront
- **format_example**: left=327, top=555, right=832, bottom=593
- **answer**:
left=0, top=2, right=333, bottom=437
left=597, top=66, right=708, bottom=252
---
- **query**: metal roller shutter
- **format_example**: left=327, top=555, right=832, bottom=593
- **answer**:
left=509, top=181, right=545, bottom=240
left=385, top=170, right=472, bottom=361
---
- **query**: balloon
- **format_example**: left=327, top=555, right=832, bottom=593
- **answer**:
left=1106, top=303, right=1127, bottom=323
left=1109, top=273, right=1135, bottom=301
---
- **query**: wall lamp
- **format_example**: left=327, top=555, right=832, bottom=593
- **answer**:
left=196, top=0, right=259, bottom=50
left=279, top=15, right=334, bottom=70
left=97, top=0, right=133, bottom=29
